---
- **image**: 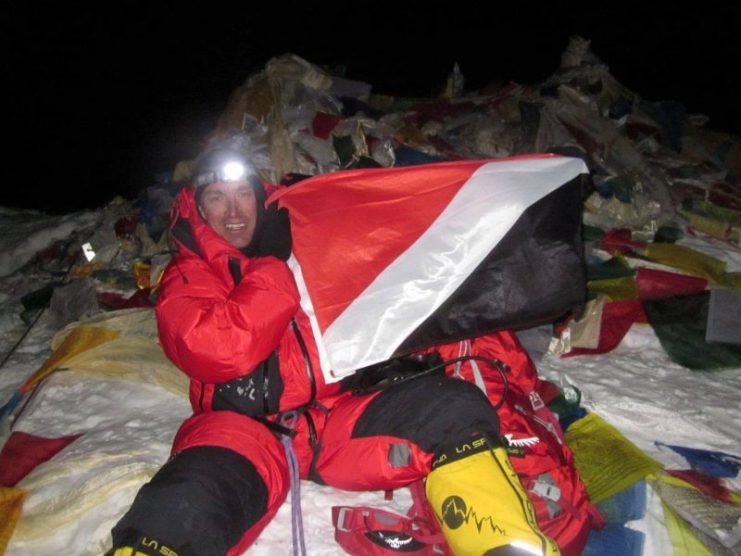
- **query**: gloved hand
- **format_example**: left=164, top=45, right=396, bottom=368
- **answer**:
left=253, top=203, right=292, bottom=261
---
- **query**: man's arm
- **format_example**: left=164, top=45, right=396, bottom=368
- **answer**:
left=155, top=255, right=299, bottom=384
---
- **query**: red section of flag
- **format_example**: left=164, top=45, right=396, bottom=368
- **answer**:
left=600, top=228, right=647, bottom=256
left=635, top=268, right=708, bottom=300
left=312, top=112, right=342, bottom=140
left=271, top=160, right=493, bottom=330
left=0, top=431, right=82, bottom=486
left=98, top=288, right=154, bottom=310
left=565, top=300, right=647, bottom=357
left=666, top=469, right=735, bottom=503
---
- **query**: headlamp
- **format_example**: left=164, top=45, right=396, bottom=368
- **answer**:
left=193, top=159, right=252, bottom=188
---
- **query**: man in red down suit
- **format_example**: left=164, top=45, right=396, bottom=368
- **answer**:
left=108, top=146, right=567, bottom=556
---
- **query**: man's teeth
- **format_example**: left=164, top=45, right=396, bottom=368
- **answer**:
left=225, top=223, right=246, bottom=231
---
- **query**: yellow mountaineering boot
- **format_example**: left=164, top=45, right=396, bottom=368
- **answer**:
left=110, top=549, right=149, bottom=556
left=426, top=435, right=560, bottom=556
left=107, top=538, right=177, bottom=556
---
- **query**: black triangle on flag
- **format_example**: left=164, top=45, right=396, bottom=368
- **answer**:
left=396, top=174, right=588, bottom=356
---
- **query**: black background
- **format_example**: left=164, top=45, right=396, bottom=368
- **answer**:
left=4, top=4, right=740, bottom=213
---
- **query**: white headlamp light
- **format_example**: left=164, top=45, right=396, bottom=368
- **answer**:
left=194, top=159, right=253, bottom=188
left=222, top=161, right=247, bottom=181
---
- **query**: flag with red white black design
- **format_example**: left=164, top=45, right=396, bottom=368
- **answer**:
left=270, top=155, right=589, bottom=381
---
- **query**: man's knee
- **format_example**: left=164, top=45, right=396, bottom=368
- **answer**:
left=112, top=412, right=290, bottom=555
left=111, top=445, right=272, bottom=556
left=352, top=375, right=499, bottom=453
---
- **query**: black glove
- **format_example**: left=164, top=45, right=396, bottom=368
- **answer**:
left=252, top=203, right=292, bottom=261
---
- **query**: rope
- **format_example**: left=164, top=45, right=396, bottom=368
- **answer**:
left=279, top=411, right=307, bottom=556
left=0, top=305, right=46, bottom=371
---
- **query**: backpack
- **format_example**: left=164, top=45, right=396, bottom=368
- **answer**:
left=448, top=336, right=604, bottom=556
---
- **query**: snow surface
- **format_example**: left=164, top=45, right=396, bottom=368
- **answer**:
left=1, top=207, right=739, bottom=556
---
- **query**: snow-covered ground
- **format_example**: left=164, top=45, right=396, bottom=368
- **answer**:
left=1, top=206, right=739, bottom=555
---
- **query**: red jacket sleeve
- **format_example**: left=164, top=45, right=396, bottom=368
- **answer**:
left=155, top=254, right=300, bottom=384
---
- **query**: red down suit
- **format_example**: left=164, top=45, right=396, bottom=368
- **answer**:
left=115, top=184, right=596, bottom=555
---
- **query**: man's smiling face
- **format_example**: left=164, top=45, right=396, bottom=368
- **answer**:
left=199, top=180, right=258, bottom=249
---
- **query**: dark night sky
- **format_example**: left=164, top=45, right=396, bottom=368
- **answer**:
left=3, top=4, right=740, bottom=214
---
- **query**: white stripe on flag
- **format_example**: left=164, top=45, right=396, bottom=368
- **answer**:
left=320, top=156, right=588, bottom=379
left=288, top=253, right=334, bottom=375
